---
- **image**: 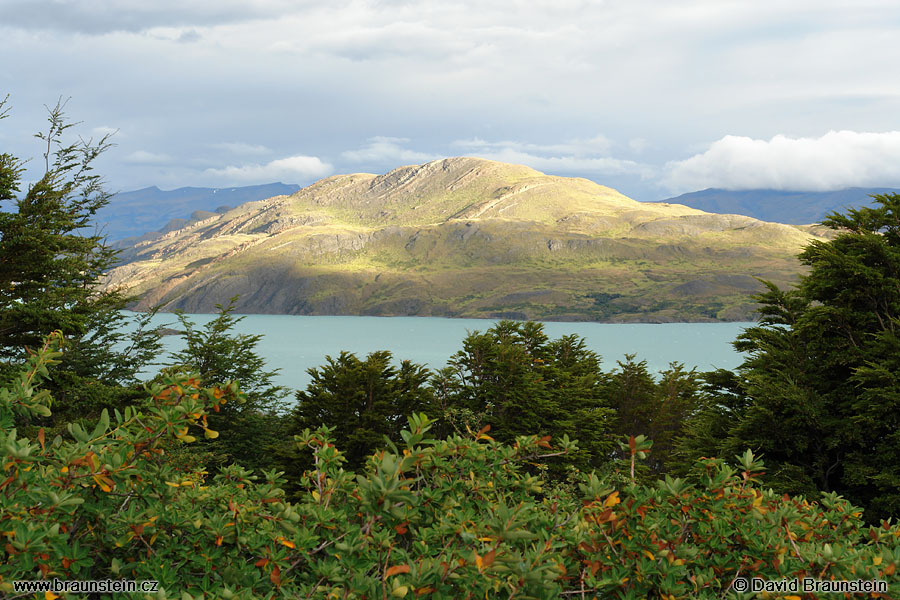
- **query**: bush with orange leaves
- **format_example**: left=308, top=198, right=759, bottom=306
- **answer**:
left=1, top=333, right=899, bottom=599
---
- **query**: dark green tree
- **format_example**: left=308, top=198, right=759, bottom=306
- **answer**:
left=670, top=368, right=751, bottom=476
left=169, top=297, right=289, bottom=471
left=716, top=194, right=900, bottom=520
left=436, top=321, right=615, bottom=472
left=278, top=350, right=434, bottom=486
left=0, top=97, right=161, bottom=428
left=606, top=354, right=656, bottom=442
left=606, top=356, right=702, bottom=475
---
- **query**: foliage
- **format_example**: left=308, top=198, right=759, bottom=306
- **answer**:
left=670, top=368, right=751, bottom=476
left=0, top=97, right=162, bottom=426
left=435, top=321, right=615, bottom=473
left=168, top=297, right=289, bottom=472
left=280, top=350, right=433, bottom=482
left=1, top=341, right=898, bottom=599
left=606, top=355, right=702, bottom=476
left=704, top=194, right=900, bottom=521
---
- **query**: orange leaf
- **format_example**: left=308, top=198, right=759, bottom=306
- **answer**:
left=482, top=550, right=496, bottom=568
left=385, top=564, right=411, bottom=578
left=255, top=558, right=269, bottom=568
left=37, top=428, right=45, bottom=452
left=270, top=564, right=281, bottom=586
left=628, top=435, right=636, bottom=454
left=394, top=523, right=409, bottom=535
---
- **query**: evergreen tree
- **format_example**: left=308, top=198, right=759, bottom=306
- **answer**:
left=0, top=97, right=161, bottom=427
left=169, top=297, right=289, bottom=471
left=438, top=321, right=615, bottom=472
left=670, top=368, right=751, bottom=476
left=606, top=356, right=702, bottom=475
left=715, top=194, right=900, bottom=520
left=278, top=350, right=434, bottom=488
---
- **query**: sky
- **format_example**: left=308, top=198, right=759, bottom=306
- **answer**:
left=2, top=0, right=900, bottom=201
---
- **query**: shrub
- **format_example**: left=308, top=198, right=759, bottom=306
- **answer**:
left=1, top=335, right=898, bottom=598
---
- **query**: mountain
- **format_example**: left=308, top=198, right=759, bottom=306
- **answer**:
left=658, top=188, right=898, bottom=225
left=104, top=158, right=828, bottom=322
left=95, top=182, right=302, bottom=241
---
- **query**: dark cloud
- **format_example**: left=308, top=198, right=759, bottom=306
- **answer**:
left=176, top=29, right=202, bottom=43
left=0, top=0, right=313, bottom=34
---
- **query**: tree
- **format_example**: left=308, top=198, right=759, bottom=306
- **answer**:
left=169, top=297, right=289, bottom=471
left=279, top=350, right=434, bottom=482
left=3, top=343, right=898, bottom=598
left=436, top=321, right=615, bottom=472
left=606, top=356, right=702, bottom=475
left=715, top=194, right=900, bottom=520
left=670, top=368, right=751, bottom=476
left=0, top=97, right=161, bottom=427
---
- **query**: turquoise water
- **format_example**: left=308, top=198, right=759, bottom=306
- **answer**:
left=131, top=313, right=752, bottom=392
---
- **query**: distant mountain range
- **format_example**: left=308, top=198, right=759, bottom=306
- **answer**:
left=94, top=183, right=301, bottom=241
left=103, top=158, right=828, bottom=323
left=659, top=187, right=898, bottom=225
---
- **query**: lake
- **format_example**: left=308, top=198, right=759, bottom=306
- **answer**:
left=129, top=313, right=753, bottom=392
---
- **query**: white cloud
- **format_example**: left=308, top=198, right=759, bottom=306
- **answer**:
left=628, top=138, right=649, bottom=154
left=124, top=150, right=171, bottom=164
left=471, top=149, right=653, bottom=178
left=211, top=142, right=271, bottom=155
left=453, top=135, right=614, bottom=157
left=663, top=131, right=900, bottom=192
left=451, top=137, right=653, bottom=178
left=204, top=155, right=332, bottom=183
left=342, top=137, right=437, bottom=163
left=92, top=125, right=120, bottom=138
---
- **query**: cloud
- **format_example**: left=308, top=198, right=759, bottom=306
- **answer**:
left=451, top=137, right=653, bottom=178
left=340, top=135, right=653, bottom=179
left=342, top=137, right=437, bottom=163
left=0, top=0, right=306, bottom=34
left=176, top=29, right=202, bottom=43
left=663, top=131, right=900, bottom=193
left=211, top=142, right=271, bottom=155
left=124, top=150, right=171, bottom=164
left=91, top=125, right=120, bottom=138
left=453, top=135, right=614, bottom=157
left=204, top=155, right=332, bottom=183
left=628, top=138, right=649, bottom=154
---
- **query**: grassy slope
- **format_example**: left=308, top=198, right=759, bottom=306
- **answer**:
left=105, top=158, right=824, bottom=322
